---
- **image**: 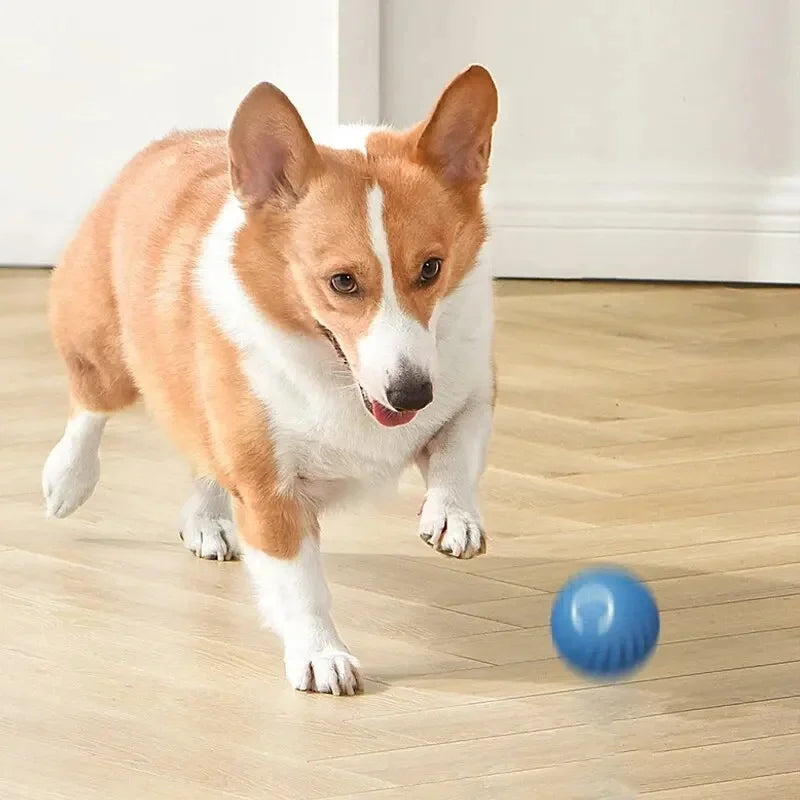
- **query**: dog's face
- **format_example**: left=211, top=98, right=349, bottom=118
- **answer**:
left=229, top=67, right=497, bottom=427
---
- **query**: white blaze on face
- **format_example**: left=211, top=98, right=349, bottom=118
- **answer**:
left=357, top=185, right=436, bottom=407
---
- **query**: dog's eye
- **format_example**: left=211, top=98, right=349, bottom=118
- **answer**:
left=419, top=257, right=442, bottom=284
left=330, top=273, right=358, bottom=294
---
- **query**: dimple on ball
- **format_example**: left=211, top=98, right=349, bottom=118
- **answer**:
left=550, top=568, right=660, bottom=679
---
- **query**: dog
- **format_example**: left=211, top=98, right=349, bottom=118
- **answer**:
left=42, top=65, right=498, bottom=695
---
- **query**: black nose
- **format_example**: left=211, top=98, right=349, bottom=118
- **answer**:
left=386, top=375, right=433, bottom=412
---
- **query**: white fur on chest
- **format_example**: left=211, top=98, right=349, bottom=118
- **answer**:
left=241, top=265, right=492, bottom=504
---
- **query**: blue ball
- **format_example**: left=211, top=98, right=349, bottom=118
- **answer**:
left=550, top=568, right=660, bottom=679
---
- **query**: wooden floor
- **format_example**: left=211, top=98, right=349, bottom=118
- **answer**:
left=2, top=268, right=799, bottom=799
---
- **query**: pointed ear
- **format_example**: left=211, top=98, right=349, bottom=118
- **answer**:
left=228, top=82, right=321, bottom=208
left=414, top=65, right=498, bottom=187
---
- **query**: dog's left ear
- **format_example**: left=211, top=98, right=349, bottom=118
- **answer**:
left=228, top=82, right=321, bottom=209
left=414, top=65, right=498, bottom=187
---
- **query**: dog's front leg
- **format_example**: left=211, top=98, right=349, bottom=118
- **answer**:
left=418, top=395, right=492, bottom=559
left=202, top=333, right=361, bottom=695
left=235, top=488, right=363, bottom=695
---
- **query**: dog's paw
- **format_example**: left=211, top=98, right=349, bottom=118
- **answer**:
left=285, top=648, right=364, bottom=696
left=419, top=493, right=486, bottom=559
left=42, top=440, right=100, bottom=519
left=179, top=513, right=240, bottom=561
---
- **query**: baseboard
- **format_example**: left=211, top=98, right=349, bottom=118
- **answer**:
left=486, top=176, right=800, bottom=283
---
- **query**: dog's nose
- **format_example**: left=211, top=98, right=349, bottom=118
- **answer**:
left=386, top=374, right=433, bottom=412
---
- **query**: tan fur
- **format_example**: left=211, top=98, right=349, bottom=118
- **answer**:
left=50, top=129, right=305, bottom=556
left=49, top=66, right=497, bottom=561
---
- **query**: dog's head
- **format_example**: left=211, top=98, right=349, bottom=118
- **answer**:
left=229, top=66, right=497, bottom=427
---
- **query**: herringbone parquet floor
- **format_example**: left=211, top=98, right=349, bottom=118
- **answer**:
left=2, top=268, right=799, bottom=799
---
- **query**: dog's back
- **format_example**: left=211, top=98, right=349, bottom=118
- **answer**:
left=49, top=130, right=232, bottom=465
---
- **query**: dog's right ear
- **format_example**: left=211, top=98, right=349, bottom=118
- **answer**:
left=414, top=65, right=498, bottom=189
left=228, top=82, right=321, bottom=209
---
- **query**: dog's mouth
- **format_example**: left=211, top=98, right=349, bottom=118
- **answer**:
left=317, top=324, right=418, bottom=428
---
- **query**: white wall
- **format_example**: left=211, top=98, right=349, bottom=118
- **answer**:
left=1, top=0, right=377, bottom=266
left=6, top=1, right=797, bottom=281
left=382, top=0, right=800, bottom=283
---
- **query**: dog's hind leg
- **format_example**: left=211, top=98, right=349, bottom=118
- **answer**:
left=179, top=476, right=240, bottom=561
left=42, top=249, right=139, bottom=518
left=43, top=408, right=108, bottom=518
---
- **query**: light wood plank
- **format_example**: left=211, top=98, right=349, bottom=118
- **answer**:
left=3, top=270, right=799, bottom=798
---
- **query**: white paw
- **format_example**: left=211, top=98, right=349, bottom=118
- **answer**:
left=285, top=648, right=364, bottom=696
left=42, top=439, right=101, bottom=519
left=419, top=492, right=486, bottom=559
left=179, top=513, right=239, bottom=561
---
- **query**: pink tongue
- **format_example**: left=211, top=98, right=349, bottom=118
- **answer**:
left=371, top=401, right=418, bottom=427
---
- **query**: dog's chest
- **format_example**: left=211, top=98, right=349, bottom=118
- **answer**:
left=237, top=266, right=493, bottom=504
left=246, top=352, right=467, bottom=496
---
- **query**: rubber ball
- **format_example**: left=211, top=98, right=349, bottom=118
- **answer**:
left=550, top=567, right=660, bottom=679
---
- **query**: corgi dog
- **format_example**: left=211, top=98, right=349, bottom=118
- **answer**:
left=42, top=65, right=498, bottom=695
